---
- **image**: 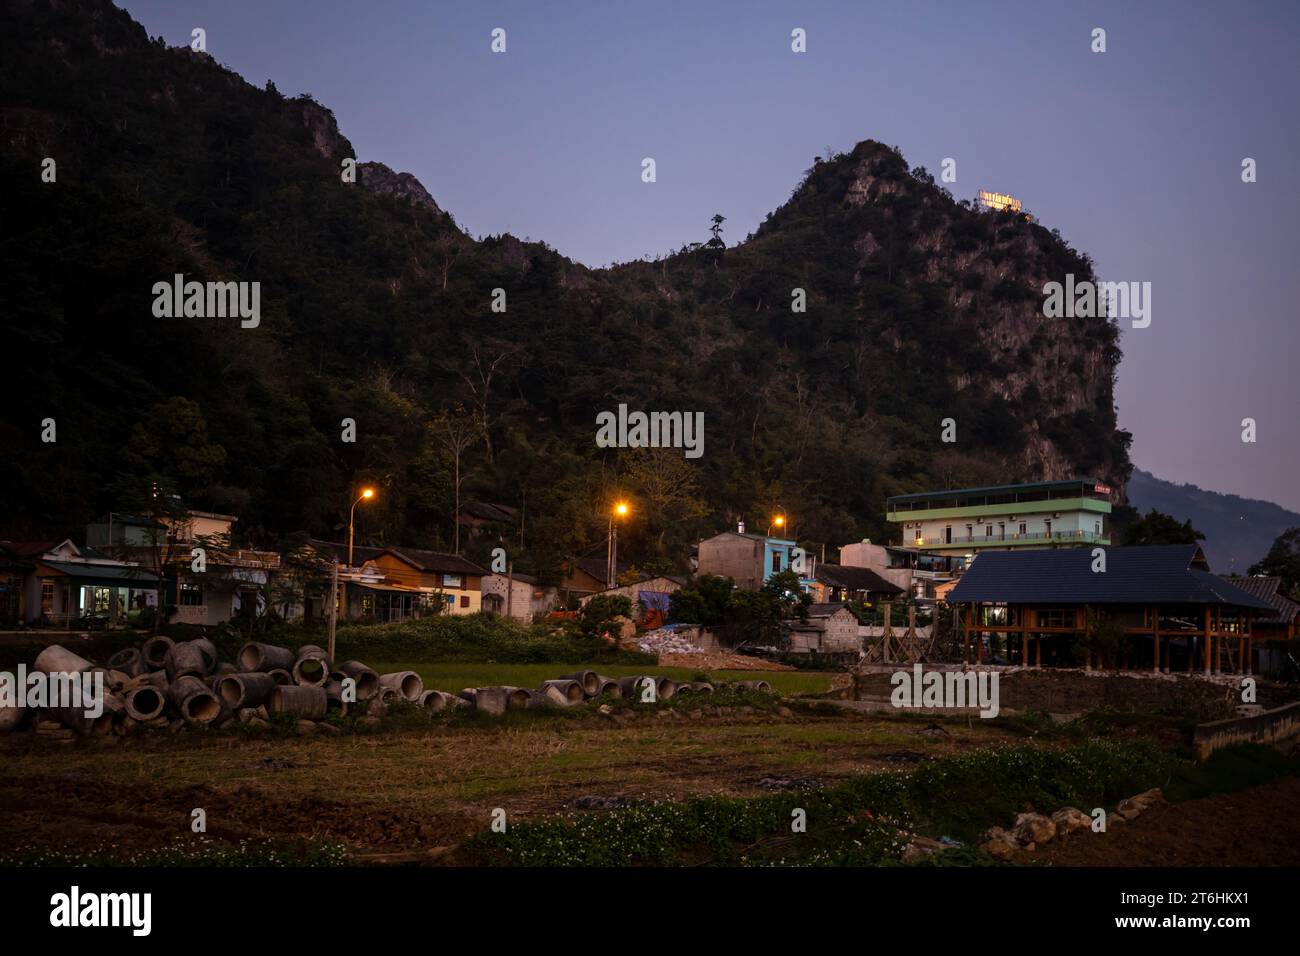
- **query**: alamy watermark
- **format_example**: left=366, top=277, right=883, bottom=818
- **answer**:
left=890, top=664, right=1000, bottom=719
left=1042, top=273, right=1150, bottom=328
left=595, top=404, right=704, bottom=459
left=0, top=665, right=104, bottom=717
left=152, top=274, right=260, bottom=328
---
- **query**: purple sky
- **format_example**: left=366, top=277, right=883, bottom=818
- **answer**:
left=119, top=0, right=1300, bottom=511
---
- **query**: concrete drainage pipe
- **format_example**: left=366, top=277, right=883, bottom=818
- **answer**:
left=238, top=642, right=297, bottom=673
left=169, top=676, right=221, bottom=724
left=559, top=671, right=601, bottom=697
left=140, top=635, right=174, bottom=671
left=538, top=679, right=585, bottom=705
left=378, top=671, right=424, bottom=702
left=292, top=645, right=331, bottom=687
left=125, top=685, right=166, bottom=721
left=218, top=672, right=278, bottom=710
left=270, top=685, right=328, bottom=719
left=337, top=661, right=380, bottom=700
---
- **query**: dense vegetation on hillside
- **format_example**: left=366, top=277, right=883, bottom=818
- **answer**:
left=0, top=0, right=1131, bottom=582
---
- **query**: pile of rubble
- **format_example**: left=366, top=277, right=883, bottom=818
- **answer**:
left=0, top=639, right=777, bottom=740
left=977, top=788, right=1165, bottom=859
left=637, top=627, right=703, bottom=656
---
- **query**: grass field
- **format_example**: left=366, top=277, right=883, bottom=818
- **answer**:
left=369, top=662, right=839, bottom=696
left=0, top=705, right=1009, bottom=861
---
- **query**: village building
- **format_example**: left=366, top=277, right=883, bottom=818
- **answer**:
left=560, top=556, right=631, bottom=604
left=838, top=540, right=961, bottom=600
left=1219, top=575, right=1300, bottom=677
left=86, top=511, right=280, bottom=627
left=577, top=573, right=687, bottom=628
left=0, top=538, right=160, bottom=627
left=481, top=571, right=558, bottom=623
left=947, top=544, right=1274, bottom=673
left=810, top=563, right=904, bottom=605
left=696, top=525, right=815, bottom=592
left=782, top=603, right=861, bottom=656
left=886, top=478, right=1114, bottom=561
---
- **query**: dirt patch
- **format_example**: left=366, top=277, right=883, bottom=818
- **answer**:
left=0, top=709, right=1010, bottom=860
left=657, top=652, right=795, bottom=671
left=1018, top=777, right=1300, bottom=867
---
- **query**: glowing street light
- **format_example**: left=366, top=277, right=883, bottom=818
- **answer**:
left=768, top=514, right=787, bottom=536
left=349, top=487, right=377, bottom=567
left=607, top=499, right=630, bottom=589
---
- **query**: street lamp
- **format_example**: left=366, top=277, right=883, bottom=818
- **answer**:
left=348, top=487, right=376, bottom=567
left=607, top=500, right=630, bottom=589
left=768, top=514, right=787, bottom=536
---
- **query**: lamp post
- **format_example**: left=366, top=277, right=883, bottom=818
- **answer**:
left=348, top=487, right=376, bottom=568
left=607, top=500, right=629, bottom=589
left=767, top=514, right=787, bottom=537
left=333, top=487, right=376, bottom=656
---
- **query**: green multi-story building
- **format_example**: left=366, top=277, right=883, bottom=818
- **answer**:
left=886, top=478, right=1113, bottom=555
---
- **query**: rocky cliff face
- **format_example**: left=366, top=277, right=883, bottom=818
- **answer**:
left=358, top=161, right=443, bottom=214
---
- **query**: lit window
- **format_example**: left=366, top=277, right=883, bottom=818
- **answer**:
left=179, top=582, right=203, bottom=607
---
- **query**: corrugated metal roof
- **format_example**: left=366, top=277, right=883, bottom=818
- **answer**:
left=948, top=545, right=1275, bottom=609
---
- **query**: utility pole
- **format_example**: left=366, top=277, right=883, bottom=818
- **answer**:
left=327, top=556, right=339, bottom=663
left=505, top=560, right=514, bottom=621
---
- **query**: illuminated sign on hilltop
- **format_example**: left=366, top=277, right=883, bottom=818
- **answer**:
left=978, top=190, right=1023, bottom=213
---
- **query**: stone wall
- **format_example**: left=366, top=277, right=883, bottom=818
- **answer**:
left=1193, top=701, right=1300, bottom=762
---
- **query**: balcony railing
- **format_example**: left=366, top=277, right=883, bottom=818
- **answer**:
left=913, top=530, right=1109, bottom=547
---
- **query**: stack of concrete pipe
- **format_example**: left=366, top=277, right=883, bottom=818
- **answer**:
left=1, top=636, right=779, bottom=737
left=0, top=637, right=402, bottom=737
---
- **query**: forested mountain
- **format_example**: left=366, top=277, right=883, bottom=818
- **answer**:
left=1127, top=469, right=1300, bottom=574
left=0, top=0, right=1131, bottom=582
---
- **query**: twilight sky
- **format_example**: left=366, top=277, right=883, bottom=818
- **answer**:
left=119, top=0, right=1300, bottom=511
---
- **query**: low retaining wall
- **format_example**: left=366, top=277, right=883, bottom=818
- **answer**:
left=1193, top=701, right=1300, bottom=762
left=854, top=665, right=1298, bottom=721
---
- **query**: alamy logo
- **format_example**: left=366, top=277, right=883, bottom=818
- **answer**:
left=50, top=886, right=151, bottom=936
left=595, top=404, right=704, bottom=459
left=152, top=274, right=261, bottom=328
left=0, top=666, right=103, bottom=717
left=890, top=664, right=1000, bottom=719
left=1042, top=273, right=1150, bottom=328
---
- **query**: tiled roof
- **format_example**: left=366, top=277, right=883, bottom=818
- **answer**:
left=948, top=545, right=1275, bottom=609
left=385, top=548, right=489, bottom=576
left=1219, top=575, right=1300, bottom=625
left=815, top=563, right=904, bottom=594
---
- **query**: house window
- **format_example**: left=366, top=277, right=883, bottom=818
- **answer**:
left=998, top=522, right=1005, bottom=540
left=986, top=525, right=993, bottom=538
left=1095, top=521, right=1101, bottom=535
left=1044, top=520, right=1052, bottom=538
left=945, top=526, right=952, bottom=544
left=771, top=551, right=782, bottom=574
left=442, top=574, right=462, bottom=588
left=179, top=582, right=203, bottom=606
left=444, top=595, right=456, bottom=608
left=41, top=581, right=54, bottom=614
left=460, top=595, right=470, bottom=608
left=1019, top=522, right=1027, bottom=535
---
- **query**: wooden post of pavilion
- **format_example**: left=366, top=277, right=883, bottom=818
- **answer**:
left=1020, top=608, right=1029, bottom=668
left=1203, top=606, right=1212, bottom=676
left=963, top=605, right=972, bottom=665
left=1151, top=607, right=1160, bottom=673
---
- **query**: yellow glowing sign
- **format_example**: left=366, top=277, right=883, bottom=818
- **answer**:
left=978, top=190, right=1023, bottom=214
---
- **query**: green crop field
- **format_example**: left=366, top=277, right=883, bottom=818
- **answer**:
left=367, top=662, right=838, bottom=697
